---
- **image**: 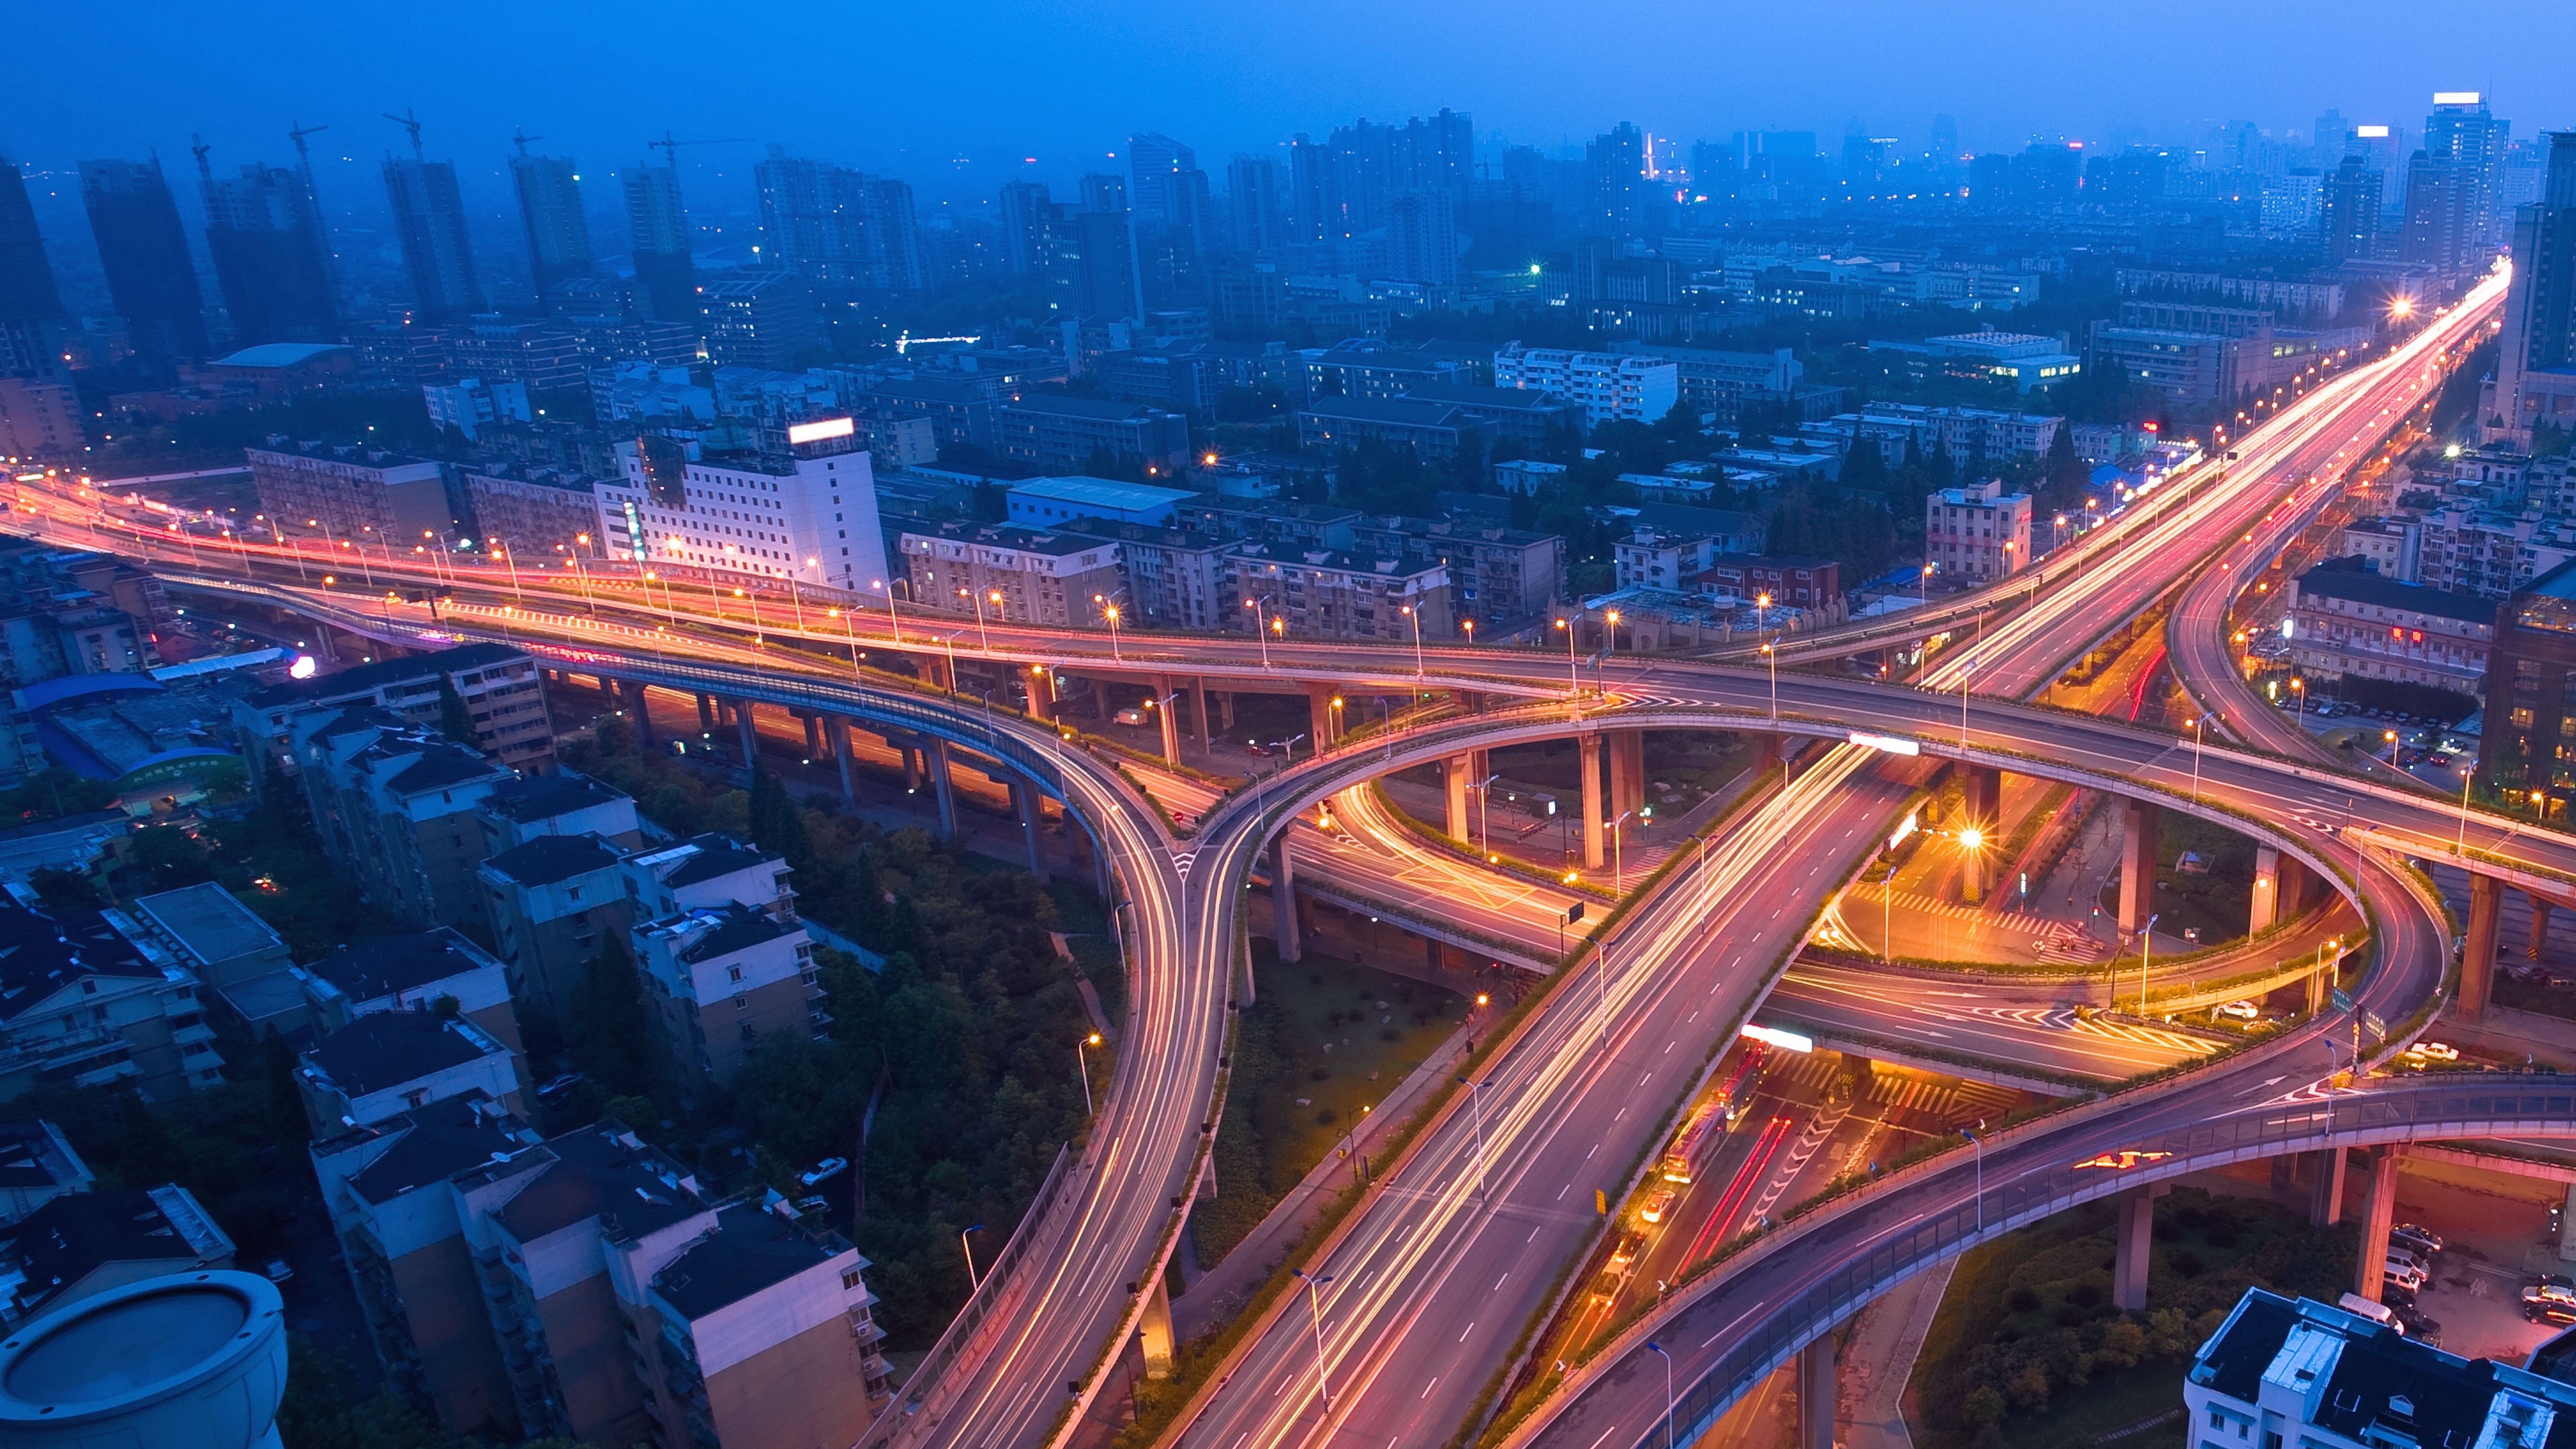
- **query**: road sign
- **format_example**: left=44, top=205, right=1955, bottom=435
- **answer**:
left=1595, top=1189, right=1607, bottom=1216
left=2332, top=987, right=2355, bottom=1015
left=2363, top=1010, right=2386, bottom=1039
left=1567, top=902, right=1586, bottom=924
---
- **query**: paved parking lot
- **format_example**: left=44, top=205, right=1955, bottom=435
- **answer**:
left=2379, top=1169, right=2567, bottom=1363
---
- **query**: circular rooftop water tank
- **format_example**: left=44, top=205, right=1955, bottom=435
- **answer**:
left=0, top=1269, right=286, bottom=1449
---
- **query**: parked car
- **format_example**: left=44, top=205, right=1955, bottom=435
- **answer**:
left=2391, top=1223, right=2446, bottom=1258
left=798, top=1157, right=850, bottom=1187
left=2385, top=1246, right=2432, bottom=1280
left=2528, top=1300, right=2576, bottom=1326
left=1639, top=1188, right=1677, bottom=1225
left=2522, top=1274, right=2575, bottom=1307
left=2384, top=1261, right=2427, bottom=1293
left=261, top=1259, right=293, bottom=1285
left=2212, top=1000, right=2259, bottom=1022
left=1113, top=708, right=1148, bottom=727
left=537, top=1071, right=587, bottom=1102
left=2392, top=1302, right=2442, bottom=1343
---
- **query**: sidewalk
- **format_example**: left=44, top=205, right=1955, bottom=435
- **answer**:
left=1838, top=1257, right=1954, bottom=1449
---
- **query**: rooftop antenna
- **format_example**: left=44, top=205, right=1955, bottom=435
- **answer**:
left=511, top=129, right=542, bottom=157
left=382, top=108, right=425, bottom=160
left=190, top=134, right=212, bottom=182
left=287, top=120, right=329, bottom=163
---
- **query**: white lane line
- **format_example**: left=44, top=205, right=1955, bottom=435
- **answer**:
left=1460, top=1322, right=1477, bottom=1342
left=1420, top=1377, right=1440, bottom=1399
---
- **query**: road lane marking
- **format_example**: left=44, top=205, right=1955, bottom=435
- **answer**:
left=1420, top=1377, right=1439, bottom=1399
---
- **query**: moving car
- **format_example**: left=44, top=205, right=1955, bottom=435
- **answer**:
left=2211, top=1000, right=2259, bottom=1022
left=1639, top=1188, right=1676, bottom=1225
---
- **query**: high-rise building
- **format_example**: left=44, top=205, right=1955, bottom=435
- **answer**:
left=1387, top=189, right=1457, bottom=289
left=2399, top=152, right=2469, bottom=272
left=1127, top=133, right=1195, bottom=223
left=383, top=151, right=486, bottom=323
left=1585, top=123, right=1647, bottom=240
left=2492, top=131, right=2576, bottom=444
left=508, top=147, right=592, bottom=301
left=753, top=148, right=924, bottom=292
left=197, top=154, right=341, bottom=346
left=2319, top=154, right=2384, bottom=264
left=998, top=180, right=1055, bottom=275
left=0, top=157, right=65, bottom=379
left=1226, top=156, right=1282, bottom=254
left=77, top=158, right=208, bottom=370
left=2424, top=91, right=2510, bottom=252
left=623, top=163, right=697, bottom=325
left=1051, top=209, right=1142, bottom=321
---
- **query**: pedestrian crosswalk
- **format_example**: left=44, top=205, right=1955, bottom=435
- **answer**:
left=1762, top=1054, right=2028, bottom=1126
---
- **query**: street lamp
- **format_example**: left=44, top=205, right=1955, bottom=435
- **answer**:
left=2290, top=676, right=2306, bottom=731
left=1244, top=596, right=1275, bottom=668
left=2190, top=713, right=2216, bottom=804
left=2455, top=761, right=2475, bottom=856
left=1604, top=608, right=1621, bottom=654
left=962, top=586, right=993, bottom=651
left=1455, top=1075, right=1491, bottom=1203
left=1611, top=808, right=1638, bottom=895
left=1093, top=590, right=1126, bottom=662
left=1077, top=1031, right=1102, bottom=1116
left=872, top=578, right=906, bottom=643
left=1290, top=1269, right=1334, bottom=1408
left=1400, top=602, right=1425, bottom=679
left=1552, top=617, right=1582, bottom=718
left=1760, top=640, right=1778, bottom=722
left=1962, top=1120, right=1986, bottom=1232
left=960, top=1223, right=985, bottom=1291
left=1646, top=1341, right=1674, bottom=1449
left=2137, top=912, right=2161, bottom=1016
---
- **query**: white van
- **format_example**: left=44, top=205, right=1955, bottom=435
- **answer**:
left=2339, top=1293, right=2404, bottom=1334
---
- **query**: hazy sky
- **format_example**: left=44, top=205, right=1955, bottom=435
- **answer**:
left=11, top=0, right=2573, bottom=210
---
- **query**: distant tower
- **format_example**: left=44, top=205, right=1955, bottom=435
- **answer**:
left=380, top=111, right=486, bottom=321
left=508, top=133, right=593, bottom=303
left=2318, top=154, right=2384, bottom=264
left=2493, top=131, right=2576, bottom=443
left=623, top=160, right=697, bottom=324
left=1127, top=133, right=1195, bottom=223
left=197, top=144, right=341, bottom=346
left=78, top=156, right=210, bottom=370
left=0, top=156, right=66, bottom=377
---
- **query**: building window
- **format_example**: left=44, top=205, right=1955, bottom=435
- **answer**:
left=842, top=1269, right=863, bottom=1291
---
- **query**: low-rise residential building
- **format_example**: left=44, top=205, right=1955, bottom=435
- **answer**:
left=1346, top=515, right=1564, bottom=623
left=1597, top=504, right=1769, bottom=558
left=1295, top=396, right=1499, bottom=462
left=0, top=1184, right=232, bottom=1325
left=1222, top=545, right=1453, bottom=641
left=0, top=1122, right=93, bottom=1226
left=233, top=641, right=555, bottom=777
left=1693, top=555, right=1843, bottom=610
left=2342, top=519, right=2422, bottom=582
left=299, top=1008, right=523, bottom=1131
left=127, top=881, right=290, bottom=989
left=2287, top=561, right=2495, bottom=697
left=895, top=519, right=1124, bottom=628
left=1049, top=518, right=1234, bottom=631
left=991, top=394, right=1189, bottom=474
left=304, top=929, right=523, bottom=1055
left=621, top=834, right=795, bottom=923
left=1613, top=344, right=1802, bottom=420
left=288, top=709, right=517, bottom=930
left=0, top=893, right=222, bottom=1102
left=1173, top=496, right=1364, bottom=553
left=475, top=772, right=643, bottom=853
left=480, top=836, right=631, bottom=1021
left=1925, top=479, right=2034, bottom=582
left=1300, top=345, right=1472, bottom=402
left=462, top=465, right=601, bottom=557
left=1808, top=403, right=2063, bottom=464
left=1493, top=459, right=1568, bottom=495
left=1394, top=382, right=1580, bottom=446
left=1003, top=475, right=1193, bottom=529
left=2188, top=1289, right=2576, bottom=1449
left=1615, top=529, right=1725, bottom=592
left=246, top=440, right=462, bottom=545
left=2416, top=500, right=2576, bottom=600
left=633, top=903, right=822, bottom=1083
left=1491, top=345, right=1679, bottom=427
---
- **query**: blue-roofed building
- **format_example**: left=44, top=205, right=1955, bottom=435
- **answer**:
left=1004, top=474, right=1195, bottom=528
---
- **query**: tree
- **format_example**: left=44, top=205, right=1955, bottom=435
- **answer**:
left=2039, top=422, right=2091, bottom=511
left=748, top=765, right=812, bottom=869
left=573, top=934, right=660, bottom=1100
left=436, top=676, right=475, bottom=746
left=1838, top=433, right=1888, bottom=493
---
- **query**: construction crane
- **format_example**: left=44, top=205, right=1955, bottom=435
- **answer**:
left=287, top=120, right=328, bottom=163
left=511, top=129, right=542, bottom=157
left=189, top=134, right=212, bottom=182
left=382, top=107, right=425, bottom=159
left=646, top=131, right=753, bottom=165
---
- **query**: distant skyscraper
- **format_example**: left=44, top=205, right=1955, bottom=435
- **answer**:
left=1127, top=133, right=1195, bottom=224
left=0, top=157, right=65, bottom=378
left=2319, top=154, right=2383, bottom=264
left=1387, top=189, right=1456, bottom=288
left=509, top=147, right=593, bottom=301
left=1585, top=123, right=1646, bottom=239
left=1048, top=209, right=1141, bottom=321
left=2424, top=92, right=2510, bottom=252
left=754, top=148, right=922, bottom=292
left=383, top=152, right=486, bottom=322
left=1393, top=109, right=1473, bottom=198
left=2400, top=152, right=2469, bottom=271
left=998, top=180, right=1055, bottom=275
left=1929, top=114, right=1960, bottom=162
left=2313, top=109, right=2352, bottom=166
left=2492, top=132, right=2576, bottom=443
left=623, top=163, right=697, bottom=324
left=198, top=153, right=341, bottom=346
left=1080, top=172, right=1129, bottom=215
left=77, top=158, right=207, bottom=370
left=1225, top=156, right=1282, bottom=255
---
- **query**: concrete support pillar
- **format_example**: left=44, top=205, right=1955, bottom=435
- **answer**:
left=1753, top=732, right=1782, bottom=778
left=2308, top=1147, right=2349, bottom=1228
left=1270, top=835, right=1301, bottom=963
left=1138, top=1277, right=1175, bottom=1379
left=900, top=743, right=923, bottom=792
left=927, top=655, right=954, bottom=692
left=2118, top=800, right=2161, bottom=936
left=1191, top=679, right=1210, bottom=755
left=1445, top=756, right=1473, bottom=845
left=1011, top=778, right=1049, bottom=883
left=626, top=681, right=657, bottom=749
left=2113, top=1187, right=2155, bottom=1311
left=801, top=712, right=823, bottom=757
left=2279, top=855, right=2314, bottom=916
left=734, top=699, right=759, bottom=766
left=1216, top=691, right=1235, bottom=731
left=1580, top=733, right=1606, bottom=871
left=1308, top=686, right=1337, bottom=750
left=1155, top=675, right=1181, bottom=766
left=833, top=718, right=857, bottom=808
left=2308, top=954, right=2333, bottom=1016
left=2271, top=1155, right=2295, bottom=1191
left=1024, top=667, right=1055, bottom=725
left=2251, top=847, right=2283, bottom=934
left=1609, top=731, right=1646, bottom=821
left=1962, top=765, right=2002, bottom=906
left=2355, top=1147, right=2402, bottom=1303
left=927, top=738, right=959, bottom=837
left=2532, top=892, right=2556, bottom=961
left=1797, top=1338, right=1834, bottom=1449
left=2461, top=873, right=2504, bottom=1020
left=697, top=692, right=717, bottom=735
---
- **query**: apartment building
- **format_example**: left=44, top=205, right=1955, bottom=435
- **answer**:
left=1048, top=517, right=1235, bottom=631
left=991, top=394, right=1189, bottom=474
left=2416, top=500, right=2576, bottom=599
left=312, top=1092, right=541, bottom=1436
left=1809, top=404, right=2063, bottom=465
left=895, top=519, right=1124, bottom=628
left=0, top=892, right=222, bottom=1102
left=1295, top=396, right=1499, bottom=462
left=1925, top=480, right=2034, bottom=582
left=303, top=929, right=525, bottom=1055
left=1389, top=381, right=1579, bottom=446
left=2188, top=1289, right=2576, bottom=1449
left=1222, top=545, right=1452, bottom=642
left=1299, top=345, right=1472, bottom=402
left=480, top=835, right=632, bottom=1021
left=0, top=1184, right=232, bottom=1326
left=246, top=441, right=462, bottom=544
left=463, top=465, right=602, bottom=557
left=0, top=1122, right=93, bottom=1226
left=475, top=772, right=644, bottom=854
left=298, top=1008, right=523, bottom=1131
left=620, top=835, right=794, bottom=923
left=288, top=708, right=517, bottom=930
left=1491, top=345, right=1679, bottom=426
left=234, top=642, right=554, bottom=777
left=2477, top=559, right=2576, bottom=794
left=1615, top=344, right=1803, bottom=419
left=633, top=904, right=822, bottom=1084
left=594, top=423, right=889, bottom=598
left=1346, top=515, right=1564, bottom=623
left=2342, top=519, right=2422, bottom=581
left=127, top=881, right=291, bottom=989
left=2286, top=561, right=2494, bottom=696
left=1694, top=555, right=1842, bottom=610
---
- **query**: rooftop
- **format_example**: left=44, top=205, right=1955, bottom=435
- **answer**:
left=486, top=1122, right=706, bottom=1246
left=1299, top=395, right=1472, bottom=427
left=0, top=1187, right=231, bottom=1314
left=0, top=1124, right=87, bottom=1197
left=209, top=343, right=352, bottom=369
left=303, top=1009, right=502, bottom=1097
left=1007, top=476, right=1195, bottom=512
left=676, top=904, right=797, bottom=964
left=2295, top=564, right=2498, bottom=627
left=652, top=1198, right=855, bottom=1322
left=0, top=902, right=168, bottom=1025
left=996, top=393, right=1178, bottom=421
left=478, top=772, right=626, bottom=826
left=482, top=834, right=624, bottom=889
left=629, top=833, right=784, bottom=892
left=314, top=1093, right=535, bottom=1207
left=894, top=516, right=1120, bottom=560
left=130, top=883, right=282, bottom=969
left=307, top=930, right=502, bottom=1006
left=250, top=643, right=530, bottom=710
